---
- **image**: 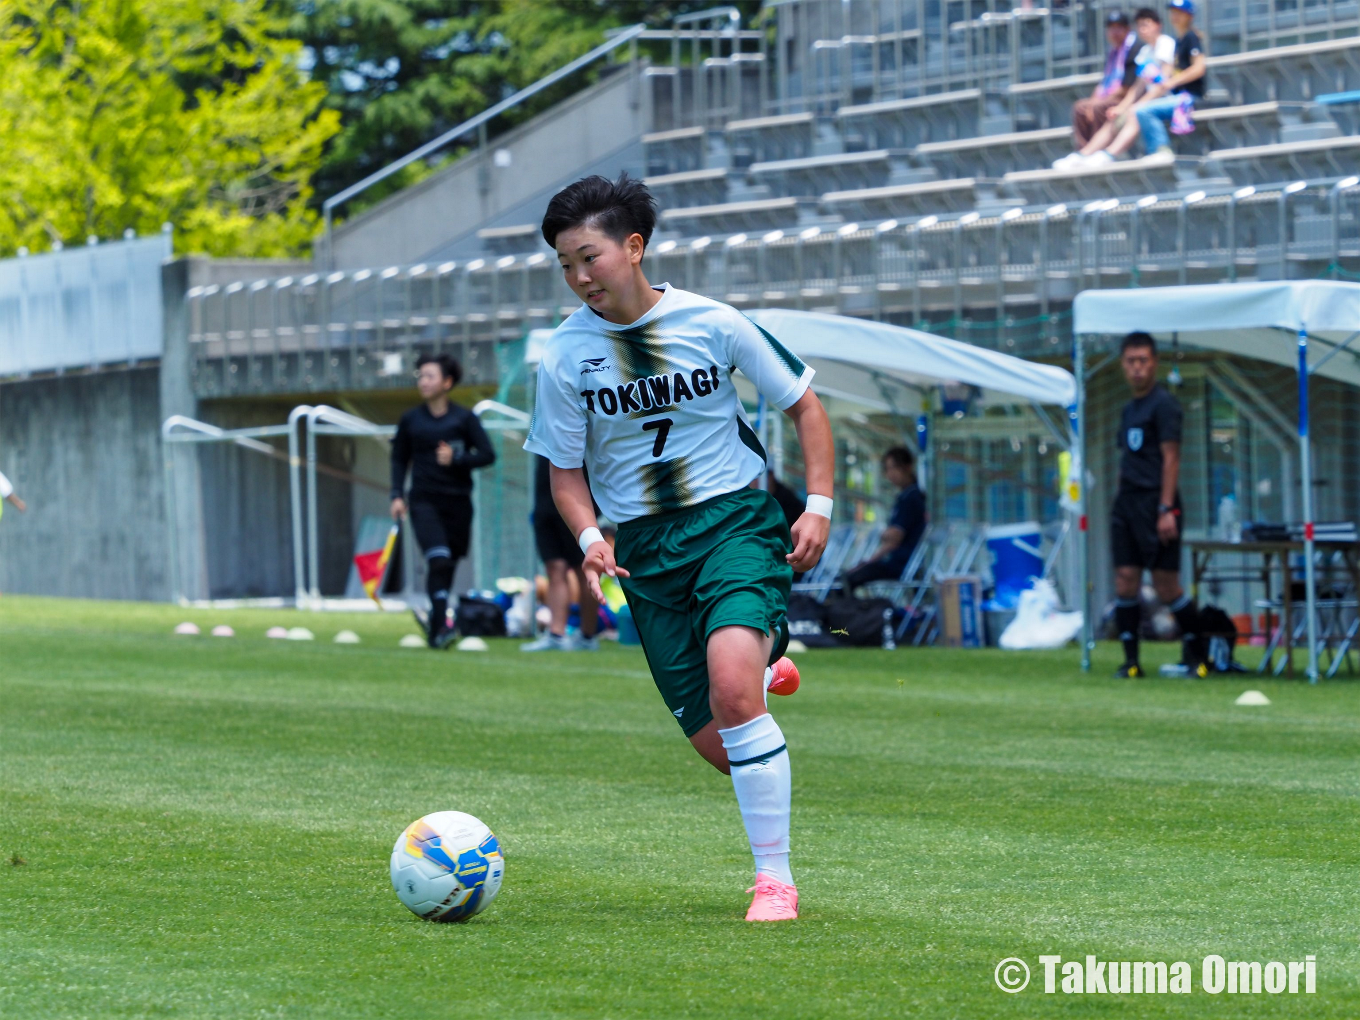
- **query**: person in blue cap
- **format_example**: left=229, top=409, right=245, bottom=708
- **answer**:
left=1130, top=0, right=1207, bottom=156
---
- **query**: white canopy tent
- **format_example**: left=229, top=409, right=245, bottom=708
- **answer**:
left=744, top=309, right=1077, bottom=410
left=1072, top=280, right=1360, bottom=681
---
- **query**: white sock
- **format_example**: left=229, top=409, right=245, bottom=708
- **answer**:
left=719, top=712, right=793, bottom=887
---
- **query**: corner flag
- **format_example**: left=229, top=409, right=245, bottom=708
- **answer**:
left=354, top=525, right=398, bottom=605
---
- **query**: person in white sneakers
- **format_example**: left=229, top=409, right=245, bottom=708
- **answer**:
left=1054, top=7, right=1175, bottom=168
left=521, top=454, right=601, bottom=652
left=1053, top=10, right=1146, bottom=170
left=525, top=172, right=834, bottom=921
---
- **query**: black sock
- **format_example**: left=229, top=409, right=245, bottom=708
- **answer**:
left=427, top=555, right=455, bottom=637
left=430, top=594, right=448, bottom=636
left=1169, top=593, right=1200, bottom=662
left=1115, top=599, right=1141, bottom=665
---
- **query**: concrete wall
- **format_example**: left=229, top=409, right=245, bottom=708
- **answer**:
left=331, top=67, right=651, bottom=269
left=161, top=257, right=311, bottom=601
left=0, top=367, right=169, bottom=599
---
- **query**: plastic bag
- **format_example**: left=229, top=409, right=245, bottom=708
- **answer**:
left=998, top=579, right=1083, bottom=650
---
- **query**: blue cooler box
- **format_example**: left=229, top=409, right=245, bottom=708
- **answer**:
left=985, top=521, right=1043, bottom=610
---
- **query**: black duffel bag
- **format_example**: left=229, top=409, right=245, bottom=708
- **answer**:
left=823, top=594, right=896, bottom=647
left=455, top=593, right=506, bottom=637
left=786, top=593, right=839, bottom=648
left=1196, top=604, right=1245, bottom=673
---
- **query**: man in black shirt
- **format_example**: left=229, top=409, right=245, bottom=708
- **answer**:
left=844, top=446, right=927, bottom=592
left=390, top=353, right=496, bottom=647
left=1110, top=332, right=1203, bottom=677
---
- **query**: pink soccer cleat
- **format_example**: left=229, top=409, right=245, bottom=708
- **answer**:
left=745, top=874, right=799, bottom=921
left=767, top=656, right=800, bottom=696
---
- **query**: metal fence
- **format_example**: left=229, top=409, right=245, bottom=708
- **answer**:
left=768, top=0, right=1360, bottom=114
left=0, top=232, right=171, bottom=378
left=189, top=173, right=1360, bottom=393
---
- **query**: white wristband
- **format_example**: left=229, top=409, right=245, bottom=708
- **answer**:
left=578, top=526, right=605, bottom=555
left=805, top=494, right=834, bottom=519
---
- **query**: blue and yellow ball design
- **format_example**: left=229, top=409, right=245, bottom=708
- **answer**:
left=389, top=811, right=504, bottom=922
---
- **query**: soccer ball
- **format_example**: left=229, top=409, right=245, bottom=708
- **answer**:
left=389, top=811, right=505, bottom=922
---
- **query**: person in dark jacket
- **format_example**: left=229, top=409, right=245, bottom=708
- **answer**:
left=844, top=446, right=927, bottom=593
left=390, top=353, right=495, bottom=647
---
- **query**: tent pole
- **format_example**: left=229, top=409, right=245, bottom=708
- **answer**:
left=1075, top=331, right=1091, bottom=672
left=1298, top=327, right=1319, bottom=682
left=287, top=405, right=312, bottom=609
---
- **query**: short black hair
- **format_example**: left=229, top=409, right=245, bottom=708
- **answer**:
left=1120, top=331, right=1157, bottom=356
left=1134, top=6, right=1161, bottom=21
left=882, top=446, right=917, bottom=472
left=416, top=352, right=462, bottom=386
left=540, top=172, right=658, bottom=251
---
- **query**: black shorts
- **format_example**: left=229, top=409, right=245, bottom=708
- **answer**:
left=408, top=494, right=473, bottom=562
left=1110, top=489, right=1181, bottom=572
left=533, top=512, right=584, bottom=567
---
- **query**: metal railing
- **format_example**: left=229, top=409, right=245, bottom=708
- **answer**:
left=0, top=231, right=172, bottom=378
left=191, top=174, right=1360, bottom=392
left=769, top=0, right=1360, bottom=114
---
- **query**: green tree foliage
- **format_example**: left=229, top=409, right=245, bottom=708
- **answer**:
left=291, top=0, right=764, bottom=213
left=0, top=0, right=340, bottom=257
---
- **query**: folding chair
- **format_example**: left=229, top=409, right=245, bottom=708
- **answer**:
left=791, top=522, right=856, bottom=602
left=904, top=523, right=986, bottom=646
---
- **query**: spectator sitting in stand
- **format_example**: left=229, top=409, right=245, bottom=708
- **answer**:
left=1053, top=11, right=1145, bottom=168
left=843, top=447, right=926, bottom=594
left=1129, top=0, right=1206, bottom=159
left=1054, top=7, right=1176, bottom=167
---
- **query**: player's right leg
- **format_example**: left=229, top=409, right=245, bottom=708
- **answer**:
left=706, top=624, right=798, bottom=922
left=1111, top=501, right=1145, bottom=677
left=407, top=500, right=454, bottom=648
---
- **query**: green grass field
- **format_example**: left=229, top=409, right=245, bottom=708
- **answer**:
left=2, top=596, right=1358, bottom=1018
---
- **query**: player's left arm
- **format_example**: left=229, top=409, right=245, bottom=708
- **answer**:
left=1158, top=440, right=1181, bottom=542
left=783, top=389, right=834, bottom=571
left=454, top=413, right=497, bottom=469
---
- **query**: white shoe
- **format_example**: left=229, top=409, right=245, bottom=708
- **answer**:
left=567, top=633, right=600, bottom=651
left=1052, top=152, right=1083, bottom=169
left=1082, top=150, right=1115, bottom=167
left=520, top=632, right=568, bottom=652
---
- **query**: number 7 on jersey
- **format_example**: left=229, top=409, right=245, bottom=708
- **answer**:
left=641, top=417, right=673, bottom=458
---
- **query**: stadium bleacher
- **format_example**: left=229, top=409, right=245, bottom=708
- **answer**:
left=195, top=0, right=1360, bottom=397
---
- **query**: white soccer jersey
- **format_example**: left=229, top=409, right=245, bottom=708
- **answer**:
left=524, top=285, right=814, bottom=523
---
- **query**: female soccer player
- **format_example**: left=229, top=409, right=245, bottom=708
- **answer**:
left=390, top=353, right=496, bottom=648
left=524, top=174, right=834, bottom=921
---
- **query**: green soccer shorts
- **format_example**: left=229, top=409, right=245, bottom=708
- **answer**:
left=614, top=488, right=793, bottom=737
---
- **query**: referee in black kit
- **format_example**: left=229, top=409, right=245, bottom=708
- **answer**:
left=1110, top=332, right=1205, bottom=678
left=390, top=353, right=496, bottom=648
